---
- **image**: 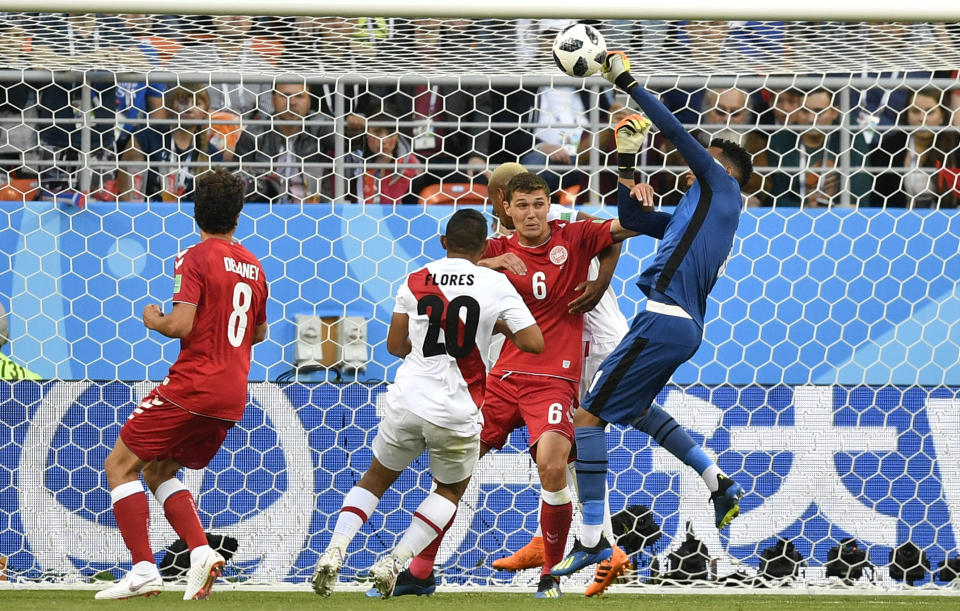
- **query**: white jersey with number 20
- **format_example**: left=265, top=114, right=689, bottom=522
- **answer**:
left=390, top=257, right=536, bottom=434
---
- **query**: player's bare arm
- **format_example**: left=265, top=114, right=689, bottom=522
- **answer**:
left=252, top=322, right=268, bottom=345
left=386, top=312, right=412, bottom=358
left=142, top=302, right=196, bottom=339
left=478, top=252, right=527, bottom=275
left=493, top=319, right=544, bottom=354
left=563, top=210, right=624, bottom=314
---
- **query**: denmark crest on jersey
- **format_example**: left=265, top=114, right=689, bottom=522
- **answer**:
left=549, top=245, right=568, bottom=266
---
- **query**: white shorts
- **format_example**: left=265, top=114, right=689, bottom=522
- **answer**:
left=580, top=337, right=623, bottom=401
left=372, top=403, right=480, bottom=485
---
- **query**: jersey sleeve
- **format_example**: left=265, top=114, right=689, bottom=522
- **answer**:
left=495, top=276, right=537, bottom=333
left=568, top=219, right=615, bottom=258
left=172, top=248, right=202, bottom=306
left=255, top=272, right=268, bottom=326
left=394, top=281, right=416, bottom=315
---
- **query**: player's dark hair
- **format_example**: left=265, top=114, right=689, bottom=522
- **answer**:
left=194, top=168, right=245, bottom=234
left=505, top=172, right=549, bottom=203
left=710, top=138, right=754, bottom=190
left=444, top=209, right=487, bottom=254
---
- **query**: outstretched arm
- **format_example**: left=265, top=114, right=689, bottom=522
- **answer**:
left=616, top=181, right=671, bottom=240
left=604, top=51, right=716, bottom=180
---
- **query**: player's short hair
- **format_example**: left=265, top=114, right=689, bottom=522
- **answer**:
left=505, top=172, right=549, bottom=203
left=194, top=168, right=245, bottom=234
left=444, top=209, right=488, bottom=254
left=710, top=138, right=754, bottom=190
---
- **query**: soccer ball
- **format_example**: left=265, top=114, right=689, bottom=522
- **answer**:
left=551, top=23, right=607, bottom=78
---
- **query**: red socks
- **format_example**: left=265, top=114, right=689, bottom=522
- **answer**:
left=163, top=490, right=207, bottom=550
left=111, top=482, right=153, bottom=564
left=408, top=512, right=456, bottom=580
left=539, top=499, right=572, bottom=577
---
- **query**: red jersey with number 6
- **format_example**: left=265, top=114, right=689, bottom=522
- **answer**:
left=157, top=238, right=268, bottom=421
left=485, top=219, right=614, bottom=382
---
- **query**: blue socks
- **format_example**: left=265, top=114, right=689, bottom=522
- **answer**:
left=574, top=426, right=607, bottom=543
left=682, top=445, right=712, bottom=475
left=635, top=405, right=722, bottom=492
left=633, top=405, right=697, bottom=463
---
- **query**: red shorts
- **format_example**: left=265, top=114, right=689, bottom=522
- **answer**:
left=120, top=389, right=234, bottom=470
left=481, top=373, right=577, bottom=452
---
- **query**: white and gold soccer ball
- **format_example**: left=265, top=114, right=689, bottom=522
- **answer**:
left=551, top=23, right=607, bottom=78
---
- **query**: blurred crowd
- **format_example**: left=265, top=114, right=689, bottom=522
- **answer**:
left=0, top=14, right=958, bottom=208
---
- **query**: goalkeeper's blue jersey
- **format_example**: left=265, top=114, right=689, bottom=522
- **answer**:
left=636, top=159, right=741, bottom=330
left=625, top=82, right=745, bottom=331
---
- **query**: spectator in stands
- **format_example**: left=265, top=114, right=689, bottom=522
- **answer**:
left=116, top=86, right=221, bottom=202
left=170, top=15, right=276, bottom=123
left=574, top=100, right=632, bottom=204
left=233, top=82, right=334, bottom=203
left=349, top=113, right=419, bottom=204
left=853, top=23, right=955, bottom=136
left=769, top=87, right=803, bottom=127
left=766, top=87, right=871, bottom=207
left=659, top=21, right=742, bottom=126
left=31, top=13, right=118, bottom=197
left=699, top=87, right=766, bottom=204
left=0, top=17, right=39, bottom=185
left=388, top=18, right=490, bottom=199
left=519, top=20, right=600, bottom=194
left=276, top=16, right=394, bottom=147
left=114, top=14, right=168, bottom=196
left=870, top=88, right=958, bottom=208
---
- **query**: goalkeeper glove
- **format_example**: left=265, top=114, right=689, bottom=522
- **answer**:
left=614, top=113, right=652, bottom=179
left=602, top=51, right=638, bottom=93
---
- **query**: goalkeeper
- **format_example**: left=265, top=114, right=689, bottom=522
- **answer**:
left=552, top=51, right=753, bottom=578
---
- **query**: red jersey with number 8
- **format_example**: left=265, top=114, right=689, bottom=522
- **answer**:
left=484, top=219, right=614, bottom=382
left=158, top=238, right=268, bottom=421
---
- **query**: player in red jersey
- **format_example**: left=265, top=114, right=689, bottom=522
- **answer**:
left=400, top=172, right=645, bottom=599
left=95, top=169, right=268, bottom=602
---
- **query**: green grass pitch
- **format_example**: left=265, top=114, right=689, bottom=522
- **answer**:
left=4, top=591, right=960, bottom=610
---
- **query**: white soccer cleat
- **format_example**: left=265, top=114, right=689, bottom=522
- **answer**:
left=94, top=571, right=163, bottom=600
left=182, top=549, right=226, bottom=600
left=312, top=547, right=344, bottom=597
left=369, top=554, right=403, bottom=599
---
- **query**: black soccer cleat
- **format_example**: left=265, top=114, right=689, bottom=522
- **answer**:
left=365, top=568, right=436, bottom=597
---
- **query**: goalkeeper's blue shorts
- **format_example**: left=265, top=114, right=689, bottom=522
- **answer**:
left=581, top=305, right=701, bottom=427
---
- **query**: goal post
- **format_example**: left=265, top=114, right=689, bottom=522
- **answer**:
left=0, top=10, right=960, bottom=593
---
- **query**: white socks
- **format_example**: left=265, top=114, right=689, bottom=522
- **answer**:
left=131, top=560, right=159, bottom=577
left=702, top=464, right=722, bottom=493
left=395, top=493, right=457, bottom=562
left=329, top=486, right=380, bottom=553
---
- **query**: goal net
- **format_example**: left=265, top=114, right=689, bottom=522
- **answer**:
left=1, top=12, right=960, bottom=592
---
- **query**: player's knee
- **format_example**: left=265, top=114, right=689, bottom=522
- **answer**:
left=434, top=479, right=469, bottom=503
left=573, top=407, right=604, bottom=428
left=104, top=448, right=137, bottom=484
left=537, top=460, right=568, bottom=490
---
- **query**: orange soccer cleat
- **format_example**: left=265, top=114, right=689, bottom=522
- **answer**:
left=492, top=536, right=545, bottom=571
left=584, top=544, right=631, bottom=597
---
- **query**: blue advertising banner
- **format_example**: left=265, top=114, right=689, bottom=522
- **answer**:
left=1, top=202, right=958, bottom=385
left=2, top=381, right=959, bottom=586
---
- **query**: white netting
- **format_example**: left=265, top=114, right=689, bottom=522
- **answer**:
left=1, top=11, right=960, bottom=595
left=4, top=16, right=960, bottom=76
